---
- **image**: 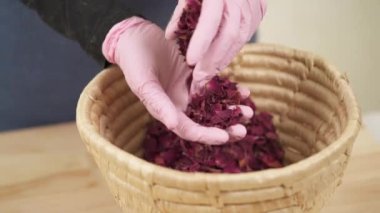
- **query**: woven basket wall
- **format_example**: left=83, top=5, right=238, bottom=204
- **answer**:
left=76, top=44, right=361, bottom=213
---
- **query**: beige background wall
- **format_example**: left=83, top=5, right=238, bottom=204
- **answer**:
left=259, top=0, right=380, bottom=113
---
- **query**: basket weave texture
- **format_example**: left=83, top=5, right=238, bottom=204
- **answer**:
left=76, top=44, right=361, bottom=213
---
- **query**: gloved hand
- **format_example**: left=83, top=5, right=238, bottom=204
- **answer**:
left=103, top=17, right=253, bottom=145
left=166, top=0, right=267, bottom=93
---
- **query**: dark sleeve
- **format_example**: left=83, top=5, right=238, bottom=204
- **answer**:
left=21, top=0, right=139, bottom=63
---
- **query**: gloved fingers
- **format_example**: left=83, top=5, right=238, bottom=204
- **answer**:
left=216, top=1, right=251, bottom=69
left=237, top=85, right=251, bottom=99
left=236, top=0, right=253, bottom=43
left=173, top=112, right=229, bottom=145
left=251, top=0, right=268, bottom=21
left=189, top=64, right=215, bottom=94
left=226, top=124, right=247, bottom=142
left=190, top=67, right=252, bottom=97
left=199, top=0, right=241, bottom=71
left=228, top=105, right=254, bottom=121
left=133, top=78, right=179, bottom=130
left=247, top=0, right=267, bottom=38
left=217, top=39, right=245, bottom=70
left=261, top=0, right=268, bottom=18
left=186, top=0, right=224, bottom=65
left=165, top=0, right=186, bottom=40
left=219, top=0, right=267, bottom=69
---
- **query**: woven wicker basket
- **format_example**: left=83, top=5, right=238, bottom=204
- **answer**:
left=76, top=44, right=361, bottom=213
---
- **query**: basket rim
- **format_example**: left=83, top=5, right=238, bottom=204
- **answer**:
left=76, top=43, right=361, bottom=188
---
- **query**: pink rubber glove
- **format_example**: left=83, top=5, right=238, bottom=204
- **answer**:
left=103, top=17, right=253, bottom=145
left=166, top=0, right=267, bottom=93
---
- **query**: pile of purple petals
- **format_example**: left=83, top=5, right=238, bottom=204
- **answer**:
left=142, top=0, right=284, bottom=173
left=143, top=77, right=285, bottom=173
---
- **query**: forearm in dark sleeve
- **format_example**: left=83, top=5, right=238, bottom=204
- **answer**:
left=22, top=0, right=138, bottom=63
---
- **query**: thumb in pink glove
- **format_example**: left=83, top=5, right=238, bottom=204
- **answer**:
left=166, top=0, right=267, bottom=93
left=103, top=17, right=253, bottom=145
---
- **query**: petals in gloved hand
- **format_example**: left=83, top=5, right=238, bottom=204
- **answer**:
left=226, top=124, right=247, bottom=142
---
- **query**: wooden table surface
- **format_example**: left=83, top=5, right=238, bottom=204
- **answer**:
left=0, top=122, right=379, bottom=213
